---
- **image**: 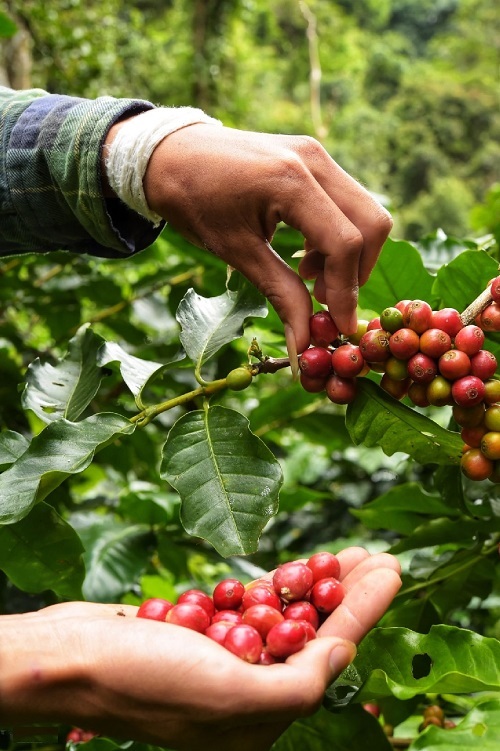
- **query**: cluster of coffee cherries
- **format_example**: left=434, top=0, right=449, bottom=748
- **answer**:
left=299, top=280, right=500, bottom=483
left=136, top=552, right=344, bottom=664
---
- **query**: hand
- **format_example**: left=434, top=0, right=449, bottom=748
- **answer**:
left=0, top=548, right=400, bottom=750
left=108, top=122, right=392, bottom=352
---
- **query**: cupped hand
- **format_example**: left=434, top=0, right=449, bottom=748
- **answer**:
left=0, top=548, right=400, bottom=750
left=139, top=124, right=392, bottom=352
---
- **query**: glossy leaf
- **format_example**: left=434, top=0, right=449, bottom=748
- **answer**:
left=389, top=516, right=500, bottom=553
left=176, top=273, right=268, bottom=369
left=432, top=249, right=498, bottom=312
left=0, top=413, right=134, bottom=524
left=0, top=502, right=84, bottom=599
left=161, top=405, right=282, bottom=556
left=0, top=430, right=29, bottom=469
left=346, top=379, right=463, bottom=466
left=410, top=698, right=500, bottom=750
left=22, top=325, right=104, bottom=423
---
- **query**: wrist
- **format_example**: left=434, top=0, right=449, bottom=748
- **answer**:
left=0, top=610, right=88, bottom=726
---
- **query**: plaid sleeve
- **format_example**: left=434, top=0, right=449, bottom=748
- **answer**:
left=0, top=86, right=165, bottom=258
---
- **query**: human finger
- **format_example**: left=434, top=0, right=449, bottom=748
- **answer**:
left=340, top=552, right=402, bottom=589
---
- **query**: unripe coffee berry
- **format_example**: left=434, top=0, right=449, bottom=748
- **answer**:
left=380, top=306, right=404, bottom=333
left=226, top=367, right=253, bottom=391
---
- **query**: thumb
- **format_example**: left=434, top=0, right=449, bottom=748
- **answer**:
left=286, top=636, right=357, bottom=690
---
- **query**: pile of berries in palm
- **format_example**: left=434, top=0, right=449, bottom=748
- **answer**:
left=299, top=279, right=500, bottom=483
left=136, top=552, right=344, bottom=664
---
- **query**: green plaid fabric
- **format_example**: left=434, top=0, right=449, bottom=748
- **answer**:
left=0, top=86, right=164, bottom=258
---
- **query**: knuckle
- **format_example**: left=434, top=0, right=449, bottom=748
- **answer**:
left=373, top=207, right=394, bottom=241
left=339, top=229, right=364, bottom=256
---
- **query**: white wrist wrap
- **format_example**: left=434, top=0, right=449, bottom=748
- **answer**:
left=105, top=107, right=222, bottom=225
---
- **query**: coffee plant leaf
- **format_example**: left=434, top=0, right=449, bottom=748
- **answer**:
left=0, top=502, right=84, bottom=599
left=160, top=405, right=282, bottom=556
left=176, top=273, right=268, bottom=368
left=432, top=248, right=498, bottom=312
left=0, top=413, right=135, bottom=525
left=97, top=340, right=185, bottom=402
left=358, top=238, right=435, bottom=313
left=22, top=325, right=105, bottom=424
left=410, top=698, right=500, bottom=750
left=338, top=625, right=500, bottom=702
left=70, top=511, right=151, bottom=602
left=352, top=483, right=460, bottom=535
left=0, top=430, right=30, bottom=469
left=346, top=379, right=463, bottom=466
left=271, top=705, right=391, bottom=751
left=389, top=516, right=500, bottom=554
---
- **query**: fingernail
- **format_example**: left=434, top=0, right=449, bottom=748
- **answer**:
left=329, top=641, right=357, bottom=679
left=285, top=324, right=299, bottom=380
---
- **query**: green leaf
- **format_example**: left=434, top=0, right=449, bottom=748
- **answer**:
left=272, top=705, right=391, bottom=751
left=176, top=273, right=268, bottom=369
left=432, top=249, right=498, bottom=311
left=390, top=516, right=500, bottom=553
left=0, top=430, right=29, bottom=469
left=97, top=341, right=185, bottom=404
left=71, top=512, right=151, bottom=602
left=346, top=380, right=463, bottom=465
left=0, top=12, right=17, bottom=38
left=0, top=502, right=84, bottom=599
left=410, top=698, right=500, bottom=750
left=22, top=325, right=104, bottom=423
left=160, top=405, right=282, bottom=556
left=352, top=483, right=460, bottom=534
left=0, top=413, right=134, bottom=525
left=358, top=238, right=435, bottom=313
left=340, top=625, right=500, bottom=702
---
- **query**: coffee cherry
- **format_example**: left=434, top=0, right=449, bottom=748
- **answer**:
left=310, top=577, right=345, bottom=614
left=454, top=325, right=485, bottom=355
left=283, top=600, right=320, bottom=630
left=427, top=376, right=452, bottom=407
left=363, top=703, right=381, bottom=718
left=359, top=329, right=391, bottom=362
left=452, top=402, right=485, bottom=428
left=484, top=379, right=500, bottom=404
left=166, top=602, right=211, bottom=633
left=226, top=367, right=253, bottom=391
left=430, top=307, right=463, bottom=336
left=485, top=405, right=500, bottom=431
left=349, top=319, right=369, bottom=345
left=395, top=299, right=412, bottom=313
left=461, top=425, right=487, bottom=448
left=419, top=328, right=452, bottom=359
left=381, top=374, right=411, bottom=400
left=205, top=620, right=235, bottom=645
left=380, top=306, right=404, bottom=333
left=242, top=584, right=282, bottom=612
left=325, top=374, right=357, bottom=404
left=224, top=624, right=263, bottom=663
left=309, top=310, right=339, bottom=347
left=407, top=353, right=438, bottom=384
left=273, top=561, right=314, bottom=603
left=480, top=432, right=500, bottom=460
left=367, top=317, right=382, bottom=331
left=384, top=356, right=409, bottom=381
left=403, top=300, right=433, bottom=333
left=213, top=578, right=245, bottom=611
left=452, top=376, right=485, bottom=407
left=481, top=303, right=500, bottom=331
left=408, top=382, right=431, bottom=407
left=300, top=372, right=328, bottom=393
left=211, top=609, right=244, bottom=625
left=389, top=328, right=420, bottom=359
left=266, top=620, right=309, bottom=659
left=470, top=350, right=497, bottom=380
left=178, top=589, right=216, bottom=618
left=242, top=603, right=284, bottom=639
left=331, top=343, right=365, bottom=377
left=461, top=448, right=493, bottom=481
left=299, top=346, right=332, bottom=378
left=137, top=598, right=173, bottom=621
left=438, top=350, right=471, bottom=380
left=306, top=551, right=341, bottom=582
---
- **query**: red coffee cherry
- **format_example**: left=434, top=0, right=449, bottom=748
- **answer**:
left=452, top=376, right=486, bottom=407
left=452, top=402, right=485, bottom=427
left=242, top=584, right=282, bottom=612
left=299, top=346, right=332, bottom=378
left=331, top=343, right=365, bottom=377
left=389, top=328, right=420, bottom=359
left=325, top=374, right=357, bottom=404
left=258, top=648, right=278, bottom=665
left=283, top=600, right=320, bottom=630
left=224, top=624, right=263, bottom=663
left=461, top=448, right=493, bottom=481
left=438, top=350, right=471, bottom=380
left=300, top=371, right=328, bottom=393
left=359, top=329, right=391, bottom=362
left=266, top=620, right=309, bottom=659
left=454, top=325, right=485, bottom=355
left=403, top=300, right=433, bottom=334
left=407, top=353, right=438, bottom=384
left=470, top=350, right=497, bottom=380
left=395, top=299, right=412, bottom=313
left=166, top=602, right=211, bottom=633
left=430, top=308, right=463, bottom=337
left=273, top=561, right=314, bottom=603
left=211, top=609, right=244, bottom=625
left=242, top=604, right=284, bottom=639
left=309, top=310, right=339, bottom=347
left=419, top=328, right=452, bottom=359
left=137, top=598, right=173, bottom=621
left=490, top=276, right=500, bottom=303
left=307, top=551, right=341, bottom=582
left=367, top=317, right=382, bottom=330
left=309, top=577, right=345, bottom=614
left=461, top=425, right=487, bottom=448
left=213, top=578, right=245, bottom=611
left=481, top=303, right=500, bottom=332
left=178, top=589, right=215, bottom=618
left=480, top=432, right=500, bottom=460
left=205, top=620, right=235, bottom=645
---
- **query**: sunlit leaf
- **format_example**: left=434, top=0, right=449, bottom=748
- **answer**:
left=0, top=430, right=29, bottom=469
left=410, top=698, right=500, bottom=750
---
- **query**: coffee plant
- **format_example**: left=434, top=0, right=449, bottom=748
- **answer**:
left=1, top=225, right=500, bottom=750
